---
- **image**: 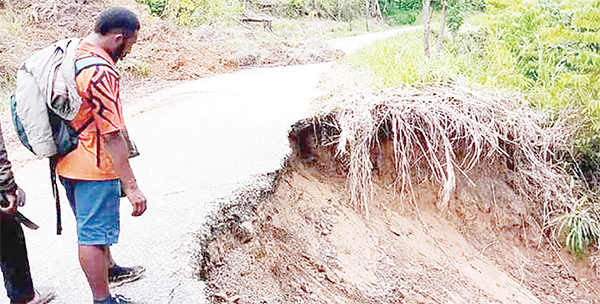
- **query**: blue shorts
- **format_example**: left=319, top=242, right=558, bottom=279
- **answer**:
left=60, top=178, right=121, bottom=246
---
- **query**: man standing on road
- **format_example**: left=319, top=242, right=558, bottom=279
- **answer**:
left=0, top=121, right=56, bottom=304
left=55, top=7, right=147, bottom=304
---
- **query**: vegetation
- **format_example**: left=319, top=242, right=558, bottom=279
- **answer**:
left=353, top=0, right=600, bottom=117
left=137, top=0, right=370, bottom=25
left=5, top=0, right=599, bottom=259
left=551, top=195, right=600, bottom=258
left=316, top=84, right=573, bottom=219
left=349, top=0, right=600, bottom=257
left=378, top=0, right=485, bottom=28
left=136, top=0, right=243, bottom=26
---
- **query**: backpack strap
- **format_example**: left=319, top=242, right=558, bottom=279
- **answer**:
left=49, top=156, right=62, bottom=235
left=75, top=56, right=113, bottom=76
left=48, top=56, right=111, bottom=235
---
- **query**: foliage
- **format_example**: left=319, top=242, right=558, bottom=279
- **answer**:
left=137, top=0, right=374, bottom=24
left=382, top=6, right=420, bottom=25
left=551, top=196, right=600, bottom=258
left=137, top=0, right=168, bottom=17
left=349, top=30, right=527, bottom=90
left=253, top=0, right=365, bottom=20
left=350, top=0, right=600, bottom=257
left=137, top=0, right=243, bottom=26
left=353, top=0, right=600, bottom=131
left=447, top=0, right=486, bottom=31
left=378, top=0, right=485, bottom=27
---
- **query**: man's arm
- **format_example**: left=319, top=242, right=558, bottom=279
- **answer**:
left=103, top=131, right=147, bottom=216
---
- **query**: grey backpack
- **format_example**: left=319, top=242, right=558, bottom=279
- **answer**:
left=12, top=38, right=112, bottom=159
left=11, top=38, right=112, bottom=234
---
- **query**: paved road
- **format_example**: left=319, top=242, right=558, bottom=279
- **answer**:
left=1, top=27, right=417, bottom=304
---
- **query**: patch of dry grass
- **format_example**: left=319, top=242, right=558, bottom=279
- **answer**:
left=311, top=83, right=581, bottom=224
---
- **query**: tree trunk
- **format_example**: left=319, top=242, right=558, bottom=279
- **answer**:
left=365, top=0, right=370, bottom=31
left=434, top=0, right=449, bottom=54
left=373, top=0, right=383, bottom=19
left=423, top=0, right=431, bottom=57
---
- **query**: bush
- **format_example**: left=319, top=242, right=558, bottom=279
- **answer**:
left=137, top=0, right=167, bottom=17
left=447, top=0, right=486, bottom=32
left=384, top=7, right=419, bottom=25
left=262, top=0, right=365, bottom=20
left=350, top=0, right=600, bottom=257
left=137, top=0, right=243, bottom=26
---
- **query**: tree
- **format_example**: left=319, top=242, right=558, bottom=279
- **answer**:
left=434, top=0, right=449, bottom=54
left=423, top=0, right=432, bottom=57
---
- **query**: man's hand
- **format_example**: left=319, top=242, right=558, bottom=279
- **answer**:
left=103, top=131, right=147, bottom=217
left=123, top=186, right=147, bottom=217
left=0, top=190, right=18, bottom=213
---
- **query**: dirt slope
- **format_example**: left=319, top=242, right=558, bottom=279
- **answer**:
left=197, top=86, right=600, bottom=304
left=199, top=164, right=598, bottom=303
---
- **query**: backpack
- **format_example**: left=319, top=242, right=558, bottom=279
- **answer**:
left=11, top=38, right=113, bottom=235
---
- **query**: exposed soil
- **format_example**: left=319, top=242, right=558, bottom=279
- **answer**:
left=1, top=0, right=339, bottom=84
left=7, top=1, right=599, bottom=303
left=196, top=88, right=600, bottom=304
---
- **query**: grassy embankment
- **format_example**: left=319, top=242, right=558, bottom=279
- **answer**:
left=345, top=0, right=600, bottom=258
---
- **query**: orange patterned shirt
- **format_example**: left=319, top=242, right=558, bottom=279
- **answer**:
left=55, top=40, right=126, bottom=180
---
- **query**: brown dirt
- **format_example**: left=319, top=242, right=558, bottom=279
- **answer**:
left=1, top=0, right=339, bottom=87
left=196, top=103, right=600, bottom=304
left=9, top=2, right=594, bottom=303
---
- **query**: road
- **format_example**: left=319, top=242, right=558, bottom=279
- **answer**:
left=1, top=26, right=418, bottom=304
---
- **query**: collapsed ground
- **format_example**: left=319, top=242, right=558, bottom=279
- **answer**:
left=5, top=1, right=600, bottom=303
left=196, top=84, right=600, bottom=303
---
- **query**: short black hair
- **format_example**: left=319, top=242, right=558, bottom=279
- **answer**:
left=94, top=7, right=140, bottom=36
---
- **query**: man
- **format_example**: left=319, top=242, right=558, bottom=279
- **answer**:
left=55, top=7, right=147, bottom=304
left=0, top=122, right=55, bottom=304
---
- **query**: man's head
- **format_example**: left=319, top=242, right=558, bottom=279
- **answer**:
left=94, top=7, right=140, bottom=62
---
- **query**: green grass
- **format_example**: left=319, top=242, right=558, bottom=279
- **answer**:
left=347, top=0, right=600, bottom=258
left=551, top=196, right=600, bottom=258
left=351, top=1, right=600, bottom=123
left=348, top=31, right=527, bottom=92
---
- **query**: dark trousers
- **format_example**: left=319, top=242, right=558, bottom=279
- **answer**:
left=1, top=212, right=34, bottom=303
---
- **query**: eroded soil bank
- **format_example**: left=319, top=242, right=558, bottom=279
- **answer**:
left=197, top=86, right=600, bottom=304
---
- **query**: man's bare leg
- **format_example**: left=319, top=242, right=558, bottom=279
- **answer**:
left=79, top=245, right=110, bottom=301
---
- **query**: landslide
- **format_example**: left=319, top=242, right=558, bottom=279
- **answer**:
left=196, top=84, right=600, bottom=303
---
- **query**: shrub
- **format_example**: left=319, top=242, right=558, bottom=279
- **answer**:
left=349, top=0, right=600, bottom=257
left=137, top=0, right=243, bottom=26
left=137, top=0, right=168, bottom=17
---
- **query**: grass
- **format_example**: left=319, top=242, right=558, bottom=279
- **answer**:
left=342, top=1, right=600, bottom=257
left=312, top=82, right=578, bottom=220
left=551, top=195, right=600, bottom=258
left=348, top=30, right=527, bottom=92
left=0, top=8, right=27, bottom=109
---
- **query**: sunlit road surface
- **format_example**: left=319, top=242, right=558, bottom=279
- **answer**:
left=2, top=27, right=416, bottom=304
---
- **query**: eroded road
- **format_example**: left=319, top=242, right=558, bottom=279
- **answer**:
left=1, top=27, right=417, bottom=304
